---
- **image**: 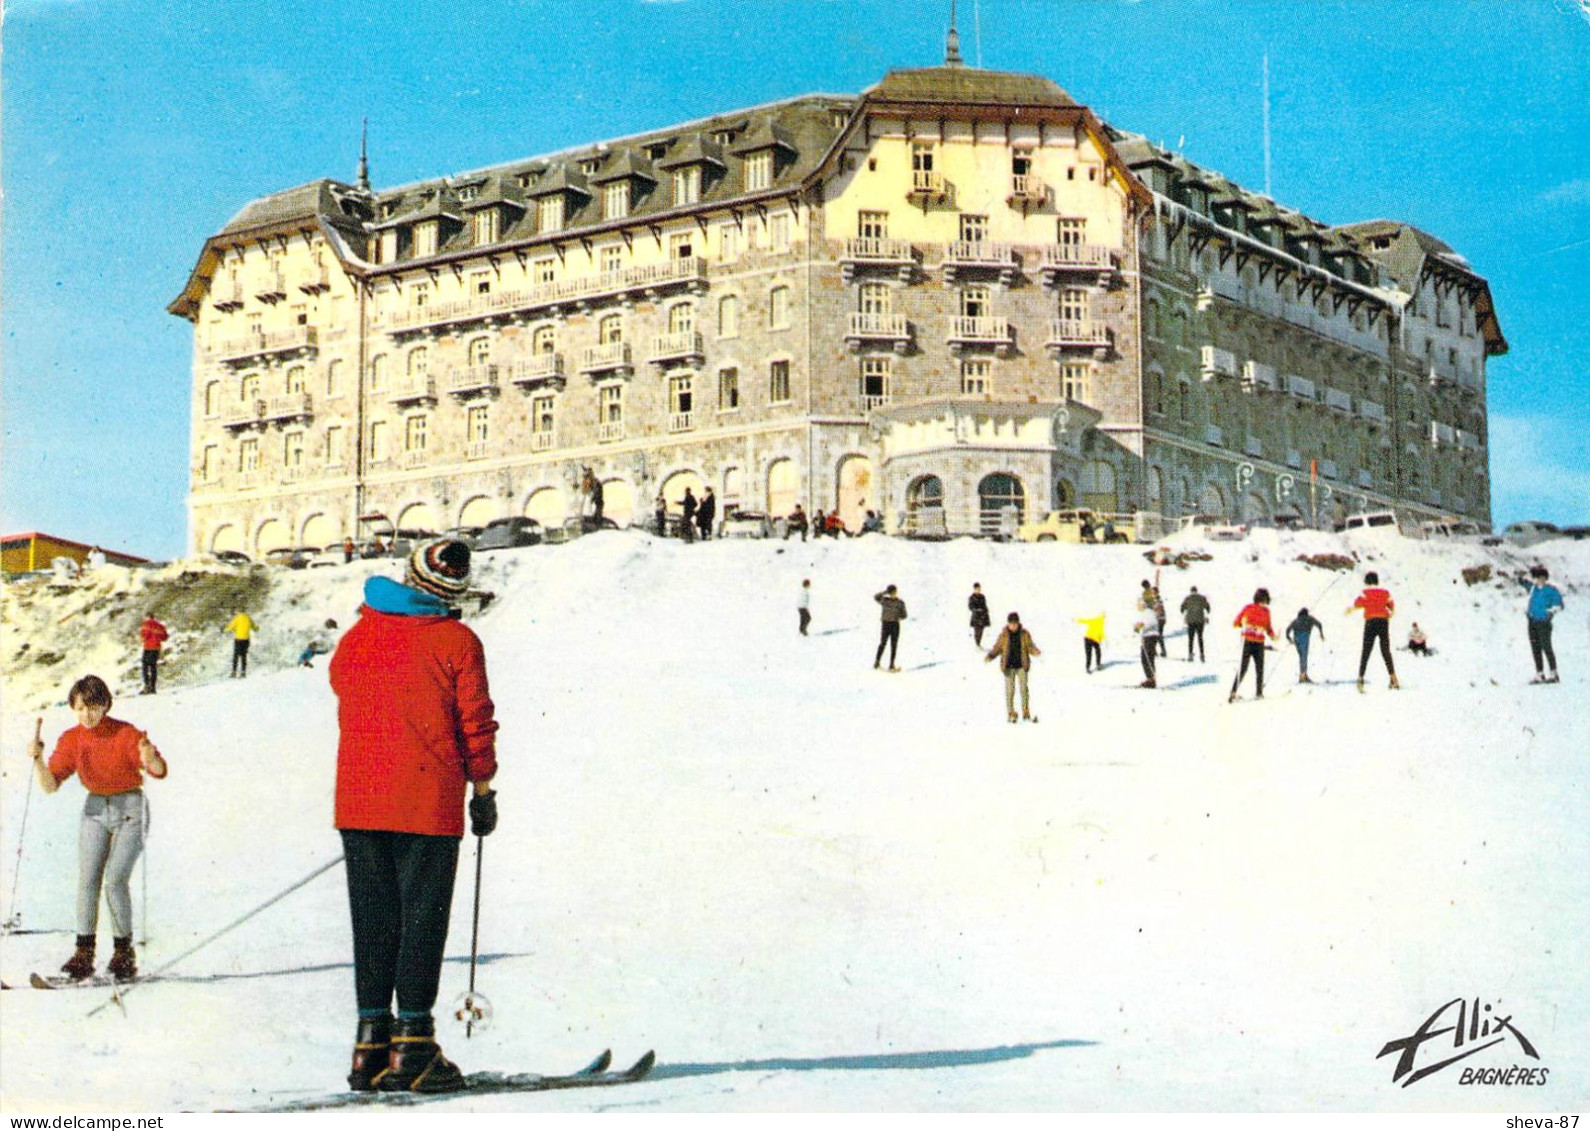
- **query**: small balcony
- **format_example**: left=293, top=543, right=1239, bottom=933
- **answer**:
left=215, top=326, right=318, bottom=365
left=598, top=420, right=626, bottom=443
left=213, top=285, right=245, bottom=312
left=906, top=169, right=948, bottom=206
left=466, top=441, right=491, bottom=461
left=401, top=450, right=429, bottom=469
left=297, top=268, right=332, bottom=295
left=1006, top=174, right=1049, bottom=210
left=221, top=399, right=266, bottom=431
left=388, top=376, right=437, bottom=407
left=1285, top=374, right=1316, bottom=401
left=947, top=315, right=1012, bottom=355
left=1039, top=244, right=1115, bottom=287
left=1241, top=360, right=1279, bottom=393
left=668, top=411, right=696, bottom=434
left=839, top=238, right=917, bottom=283
left=860, top=393, right=891, bottom=413
left=580, top=341, right=633, bottom=378
left=1046, top=319, right=1111, bottom=352
left=254, top=271, right=287, bottom=304
left=264, top=392, right=313, bottom=423
left=1200, top=346, right=1237, bottom=381
left=1359, top=399, right=1386, bottom=423
left=1319, top=459, right=1339, bottom=480
left=531, top=430, right=555, bottom=451
left=508, top=354, right=567, bottom=392
left=845, top=312, right=911, bottom=353
left=1324, top=388, right=1354, bottom=414
left=1243, top=436, right=1264, bottom=458
left=649, top=330, right=705, bottom=366
left=942, top=241, right=1018, bottom=285
left=445, top=364, right=501, bottom=399
left=1204, top=424, right=1224, bottom=446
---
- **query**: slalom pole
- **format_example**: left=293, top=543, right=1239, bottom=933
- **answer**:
left=3, top=720, right=42, bottom=932
left=88, top=853, right=344, bottom=1017
left=465, top=835, right=484, bottom=1039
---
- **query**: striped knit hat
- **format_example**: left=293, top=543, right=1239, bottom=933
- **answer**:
left=406, top=538, right=472, bottom=601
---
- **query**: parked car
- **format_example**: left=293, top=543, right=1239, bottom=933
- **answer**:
left=475, top=517, right=544, bottom=552
left=1336, top=510, right=1403, bottom=537
left=1017, top=508, right=1134, bottom=544
left=443, top=525, right=485, bottom=549
left=307, top=546, right=349, bottom=568
left=720, top=510, right=773, bottom=539
left=1561, top=525, right=1590, bottom=542
left=1178, top=514, right=1248, bottom=541
left=263, top=546, right=318, bottom=569
left=387, top=528, right=438, bottom=557
left=1418, top=518, right=1488, bottom=543
left=211, top=550, right=253, bottom=567
left=1501, top=520, right=1561, bottom=549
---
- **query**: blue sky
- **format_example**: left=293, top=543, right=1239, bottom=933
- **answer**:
left=3, top=0, right=1586, bottom=558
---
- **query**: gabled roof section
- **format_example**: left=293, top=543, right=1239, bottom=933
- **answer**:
left=866, top=66, right=1076, bottom=109
left=1336, top=220, right=1506, bottom=355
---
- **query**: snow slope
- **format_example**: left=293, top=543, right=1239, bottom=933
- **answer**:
left=1, top=530, right=1586, bottom=1112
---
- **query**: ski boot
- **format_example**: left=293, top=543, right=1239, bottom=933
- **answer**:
left=1356, top=679, right=1365, bottom=694
left=1389, top=675, right=1401, bottom=690
left=107, top=937, right=137, bottom=981
left=1008, top=712, right=1019, bottom=724
left=60, top=935, right=96, bottom=980
left=348, top=1014, right=393, bottom=1092
left=377, top=1015, right=466, bottom=1093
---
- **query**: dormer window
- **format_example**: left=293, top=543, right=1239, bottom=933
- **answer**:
left=537, top=195, right=565, bottom=233
left=604, top=181, right=630, bottom=220
left=473, top=210, right=500, bottom=245
left=647, top=143, right=671, bottom=161
left=712, top=130, right=736, bottom=147
left=380, top=202, right=399, bottom=219
left=457, top=185, right=479, bottom=202
left=413, top=221, right=438, bottom=258
left=673, top=167, right=701, bottom=206
left=580, top=158, right=602, bottom=176
left=746, top=151, right=773, bottom=192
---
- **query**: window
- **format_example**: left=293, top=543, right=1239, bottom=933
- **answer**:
left=412, top=282, right=430, bottom=309
left=325, top=426, right=343, bottom=465
left=473, top=210, right=500, bottom=245
left=859, top=282, right=891, bottom=317
left=911, top=142, right=935, bottom=186
left=860, top=357, right=889, bottom=404
left=1060, top=287, right=1089, bottom=323
left=769, top=212, right=791, bottom=251
left=770, top=359, right=792, bottom=403
left=600, top=384, right=624, bottom=426
left=600, top=244, right=623, bottom=274
left=408, top=347, right=429, bottom=377
left=468, top=338, right=491, bottom=366
left=1178, top=381, right=1191, bottom=422
left=1012, top=148, right=1033, bottom=179
left=599, top=314, right=624, bottom=344
left=248, top=312, right=263, bottom=337
left=769, top=285, right=791, bottom=329
left=470, top=271, right=491, bottom=296
left=537, top=195, right=565, bottom=233
left=204, top=382, right=220, bottom=416
left=241, top=374, right=260, bottom=402
left=378, top=230, right=398, bottom=265
left=405, top=414, right=428, bottom=453
left=532, top=395, right=555, bottom=437
left=457, top=184, right=479, bottom=202
left=961, top=359, right=990, bottom=395
left=292, top=304, right=308, bottom=326
left=669, top=373, right=694, bottom=428
left=324, top=360, right=342, bottom=397
left=1062, top=363, right=1091, bottom=403
left=718, top=222, right=739, bottom=262
left=533, top=257, right=556, bottom=285
left=746, top=151, right=773, bottom=191
left=668, top=302, right=695, bottom=335
left=467, top=404, right=489, bottom=445
left=202, top=444, right=218, bottom=481
left=959, top=214, right=988, bottom=243
left=718, top=367, right=740, bottom=411
left=239, top=437, right=260, bottom=473
left=669, top=232, right=695, bottom=261
left=1057, top=218, right=1085, bottom=248
left=413, top=222, right=438, bottom=258
left=286, top=366, right=306, bottom=394
left=367, top=420, right=387, bottom=461
left=603, top=181, right=630, bottom=220
left=718, top=294, right=740, bottom=338
left=284, top=430, right=305, bottom=468
left=673, top=166, right=701, bottom=206
left=960, top=285, right=990, bottom=319
left=368, top=355, right=387, bottom=391
left=857, top=211, right=888, bottom=240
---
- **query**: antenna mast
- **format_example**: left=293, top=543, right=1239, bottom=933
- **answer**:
left=1262, top=54, right=1272, bottom=197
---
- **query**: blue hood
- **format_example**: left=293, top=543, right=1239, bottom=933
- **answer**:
left=363, top=575, right=452, bottom=618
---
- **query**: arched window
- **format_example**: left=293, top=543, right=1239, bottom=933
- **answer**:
left=408, top=347, right=429, bottom=377
left=368, top=354, right=388, bottom=391
left=468, top=338, right=491, bottom=366
left=325, top=359, right=343, bottom=396
left=668, top=302, right=695, bottom=335
left=1178, top=380, right=1191, bottom=422
left=599, top=313, right=623, bottom=344
left=718, top=294, right=739, bottom=338
left=977, top=473, right=1025, bottom=537
left=204, top=382, right=221, bottom=416
left=286, top=365, right=306, bottom=393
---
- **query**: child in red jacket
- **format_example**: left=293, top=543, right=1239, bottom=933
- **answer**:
left=1348, top=570, right=1400, bottom=692
left=1229, top=588, right=1277, bottom=702
left=138, top=613, right=168, bottom=694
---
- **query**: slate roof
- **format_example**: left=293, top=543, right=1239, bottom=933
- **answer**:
left=866, top=66, right=1076, bottom=108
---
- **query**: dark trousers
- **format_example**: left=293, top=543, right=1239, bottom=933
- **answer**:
left=697, top=517, right=712, bottom=541
left=1084, top=639, right=1101, bottom=671
left=1358, top=619, right=1395, bottom=679
left=875, top=622, right=900, bottom=668
left=141, top=650, right=160, bottom=693
left=798, top=608, right=811, bottom=636
left=973, top=625, right=986, bottom=647
left=341, top=829, right=461, bottom=1018
left=1527, top=618, right=1557, bottom=674
left=681, top=516, right=696, bottom=542
left=1232, top=639, right=1266, bottom=697
left=1156, top=618, right=1167, bottom=657
left=1140, top=640, right=1158, bottom=683
left=231, top=638, right=250, bottom=676
left=1186, top=624, right=1205, bottom=661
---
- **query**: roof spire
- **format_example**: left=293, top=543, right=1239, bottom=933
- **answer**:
left=945, top=0, right=965, bottom=67
left=357, top=118, right=370, bottom=191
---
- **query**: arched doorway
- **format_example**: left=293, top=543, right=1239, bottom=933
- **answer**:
left=905, top=474, right=944, bottom=535
left=1053, top=478, right=1075, bottom=509
left=301, top=513, right=339, bottom=549
left=210, top=525, right=243, bottom=555
left=525, top=487, right=565, bottom=526
left=1145, top=466, right=1164, bottom=511
left=977, top=473, right=1025, bottom=538
left=396, top=502, right=439, bottom=534
left=661, top=469, right=704, bottom=507
left=1080, top=460, right=1117, bottom=512
left=459, top=496, right=499, bottom=528
left=255, top=518, right=290, bottom=557
left=1199, top=482, right=1227, bottom=517
left=1242, top=491, right=1270, bottom=523
left=603, top=478, right=635, bottom=526
left=766, top=458, right=798, bottom=518
left=836, top=455, right=875, bottom=531
left=722, top=467, right=745, bottom=512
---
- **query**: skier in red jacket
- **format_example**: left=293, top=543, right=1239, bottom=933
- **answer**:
left=1229, top=588, right=1277, bottom=702
left=138, top=614, right=168, bottom=695
left=329, top=538, right=499, bottom=1094
left=1348, top=570, right=1400, bottom=692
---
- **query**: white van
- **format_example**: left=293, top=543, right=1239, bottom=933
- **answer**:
left=1337, top=510, right=1403, bottom=537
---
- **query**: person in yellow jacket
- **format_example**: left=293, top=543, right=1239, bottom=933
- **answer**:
left=1076, top=613, right=1105, bottom=673
left=224, top=610, right=255, bottom=678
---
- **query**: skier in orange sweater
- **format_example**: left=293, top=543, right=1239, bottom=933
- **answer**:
left=1228, top=588, right=1277, bottom=702
left=1348, top=570, right=1400, bottom=692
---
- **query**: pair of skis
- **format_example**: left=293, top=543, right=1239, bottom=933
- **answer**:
left=270, top=1048, right=656, bottom=1111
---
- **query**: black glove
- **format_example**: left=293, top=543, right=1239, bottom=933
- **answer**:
left=469, top=789, right=498, bottom=837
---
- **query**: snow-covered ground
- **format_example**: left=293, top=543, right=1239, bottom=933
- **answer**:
left=1, top=529, right=1586, bottom=1112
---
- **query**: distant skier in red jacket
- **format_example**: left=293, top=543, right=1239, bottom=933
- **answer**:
left=329, top=538, right=499, bottom=1094
left=1348, top=570, right=1400, bottom=692
left=1229, top=588, right=1277, bottom=702
left=138, top=613, right=168, bottom=694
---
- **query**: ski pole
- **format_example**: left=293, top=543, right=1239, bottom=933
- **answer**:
left=4, top=720, right=42, bottom=932
left=139, top=796, right=151, bottom=947
left=465, top=835, right=484, bottom=1039
left=88, top=853, right=344, bottom=1017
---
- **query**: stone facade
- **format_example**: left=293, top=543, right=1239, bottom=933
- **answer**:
left=172, top=57, right=1502, bottom=556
